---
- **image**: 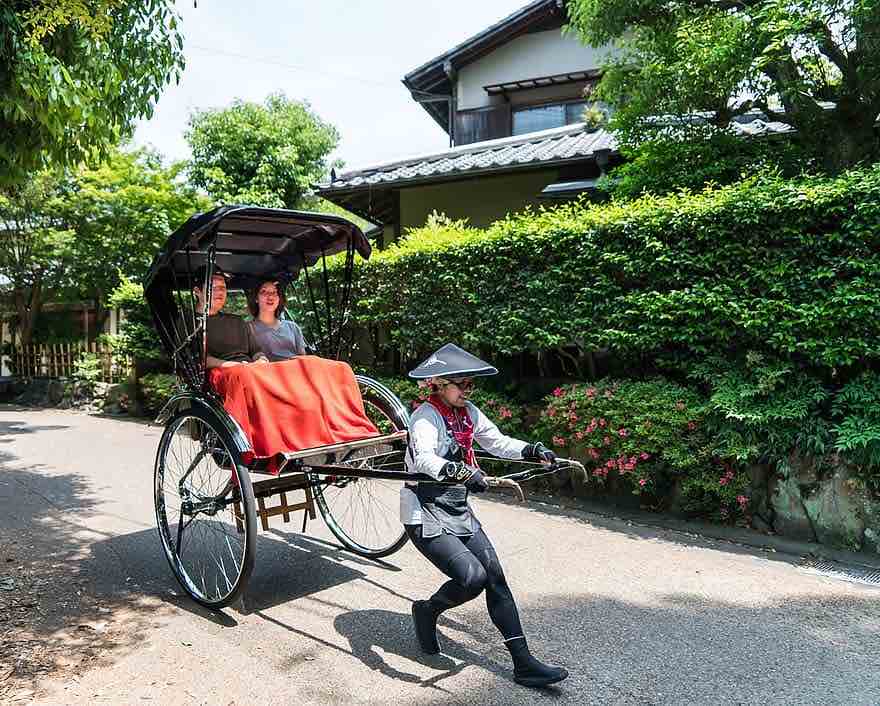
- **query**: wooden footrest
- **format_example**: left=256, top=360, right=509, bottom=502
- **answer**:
left=233, top=473, right=317, bottom=533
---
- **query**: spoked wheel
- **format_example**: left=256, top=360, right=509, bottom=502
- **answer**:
left=311, top=377, right=409, bottom=558
left=154, top=408, right=256, bottom=609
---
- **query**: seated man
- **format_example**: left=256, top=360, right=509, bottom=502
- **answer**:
left=190, top=266, right=269, bottom=369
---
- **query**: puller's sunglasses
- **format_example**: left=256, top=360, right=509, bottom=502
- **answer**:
left=444, top=378, right=475, bottom=392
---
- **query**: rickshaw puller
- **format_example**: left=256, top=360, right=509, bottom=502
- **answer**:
left=404, top=344, right=568, bottom=688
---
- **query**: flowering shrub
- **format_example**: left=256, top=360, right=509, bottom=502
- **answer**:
left=678, top=461, right=751, bottom=523
left=534, top=377, right=750, bottom=518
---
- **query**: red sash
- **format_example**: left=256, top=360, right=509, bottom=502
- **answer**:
left=428, top=395, right=476, bottom=467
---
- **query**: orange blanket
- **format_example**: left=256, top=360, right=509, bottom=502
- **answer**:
left=208, top=357, right=379, bottom=473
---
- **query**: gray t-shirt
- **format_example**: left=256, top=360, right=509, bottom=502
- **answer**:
left=250, top=319, right=307, bottom=361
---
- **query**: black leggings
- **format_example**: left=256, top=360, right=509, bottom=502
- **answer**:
left=406, top=524, right=524, bottom=641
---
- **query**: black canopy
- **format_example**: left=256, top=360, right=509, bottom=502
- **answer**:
left=144, top=205, right=371, bottom=296
left=143, top=206, right=372, bottom=391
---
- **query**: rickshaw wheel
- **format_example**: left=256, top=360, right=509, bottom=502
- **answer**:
left=311, top=379, right=409, bottom=558
left=154, top=408, right=256, bottom=609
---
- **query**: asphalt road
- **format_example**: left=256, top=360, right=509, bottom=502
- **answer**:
left=0, top=407, right=878, bottom=706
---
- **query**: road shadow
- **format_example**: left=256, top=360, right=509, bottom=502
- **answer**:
left=326, top=590, right=880, bottom=705
left=0, top=461, right=162, bottom=702
left=332, top=608, right=513, bottom=692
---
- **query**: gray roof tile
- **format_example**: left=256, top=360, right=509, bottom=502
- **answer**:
left=319, top=118, right=791, bottom=193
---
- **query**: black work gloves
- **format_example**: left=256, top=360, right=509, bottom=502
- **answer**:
left=464, top=469, right=489, bottom=493
left=441, top=462, right=489, bottom=493
left=522, top=441, right=557, bottom=463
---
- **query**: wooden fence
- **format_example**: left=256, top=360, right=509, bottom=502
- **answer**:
left=8, top=342, right=132, bottom=383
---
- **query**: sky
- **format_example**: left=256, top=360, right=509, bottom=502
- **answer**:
left=133, top=0, right=529, bottom=173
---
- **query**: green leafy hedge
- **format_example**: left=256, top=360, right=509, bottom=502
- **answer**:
left=351, top=167, right=880, bottom=372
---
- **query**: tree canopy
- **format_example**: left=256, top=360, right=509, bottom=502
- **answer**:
left=0, top=147, right=207, bottom=343
left=55, top=147, right=209, bottom=325
left=0, top=0, right=184, bottom=183
left=0, top=172, right=72, bottom=343
left=567, top=0, right=880, bottom=173
left=185, top=93, right=340, bottom=209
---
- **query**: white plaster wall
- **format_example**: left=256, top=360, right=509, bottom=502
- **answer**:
left=457, top=30, right=616, bottom=111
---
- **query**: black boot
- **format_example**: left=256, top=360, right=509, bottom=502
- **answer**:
left=411, top=600, right=441, bottom=654
left=507, top=637, right=568, bottom=688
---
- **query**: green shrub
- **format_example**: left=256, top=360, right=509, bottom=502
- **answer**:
left=72, top=352, right=102, bottom=396
left=534, top=377, right=755, bottom=521
left=690, top=352, right=832, bottom=467
left=832, top=371, right=880, bottom=494
left=345, top=166, right=880, bottom=375
left=139, top=373, right=179, bottom=415
left=109, top=276, right=166, bottom=362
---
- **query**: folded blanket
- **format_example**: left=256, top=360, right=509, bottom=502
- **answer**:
left=208, top=356, right=379, bottom=473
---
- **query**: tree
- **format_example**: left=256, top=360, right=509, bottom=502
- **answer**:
left=0, top=0, right=184, bottom=184
left=186, top=93, right=340, bottom=208
left=567, top=0, right=880, bottom=173
left=0, top=174, right=73, bottom=344
left=56, top=146, right=210, bottom=332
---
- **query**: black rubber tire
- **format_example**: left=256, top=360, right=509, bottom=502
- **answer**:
left=312, top=378, right=410, bottom=559
left=154, top=407, right=256, bottom=609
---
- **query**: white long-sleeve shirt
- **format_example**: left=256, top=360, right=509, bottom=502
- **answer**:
left=401, top=401, right=527, bottom=524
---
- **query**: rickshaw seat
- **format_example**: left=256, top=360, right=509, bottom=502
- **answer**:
left=207, top=355, right=379, bottom=473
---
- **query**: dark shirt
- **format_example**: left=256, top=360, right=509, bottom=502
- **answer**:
left=205, top=312, right=265, bottom=362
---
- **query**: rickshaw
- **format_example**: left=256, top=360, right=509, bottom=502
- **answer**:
left=145, top=206, right=582, bottom=610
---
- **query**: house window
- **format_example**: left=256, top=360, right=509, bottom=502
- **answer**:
left=512, top=101, right=588, bottom=135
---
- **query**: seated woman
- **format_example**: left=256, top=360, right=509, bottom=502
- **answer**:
left=247, top=278, right=308, bottom=361
left=191, top=266, right=269, bottom=369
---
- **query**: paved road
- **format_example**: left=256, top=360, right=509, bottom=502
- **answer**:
left=0, top=407, right=878, bottom=706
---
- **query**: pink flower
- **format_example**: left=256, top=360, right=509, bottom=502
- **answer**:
left=599, top=418, right=607, bottom=428
left=602, top=435, right=611, bottom=446
left=553, top=387, right=564, bottom=397
left=499, top=407, right=512, bottom=419
left=606, top=459, right=616, bottom=468
left=547, top=408, right=556, bottom=418
left=719, top=477, right=729, bottom=486
left=737, top=495, right=748, bottom=507
left=640, top=452, right=650, bottom=460
left=553, top=436, right=567, bottom=447
left=575, top=431, right=585, bottom=440
left=624, top=463, right=635, bottom=472
left=638, top=478, right=647, bottom=486
left=588, top=448, right=600, bottom=459
left=586, top=387, right=596, bottom=397
left=618, top=428, right=629, bottom=437
left=687, top=421, right=697, bottom=431
left=569, top=413, right=579, bottom=422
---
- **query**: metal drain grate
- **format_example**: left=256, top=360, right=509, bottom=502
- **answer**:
left=799, top=559, right=880, bottom=588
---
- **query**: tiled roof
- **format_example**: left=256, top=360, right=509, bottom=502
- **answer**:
left=319, top=117, right=793, bottom=193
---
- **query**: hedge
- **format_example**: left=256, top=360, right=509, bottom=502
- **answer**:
left=347, top=167, right=880, bottom=373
